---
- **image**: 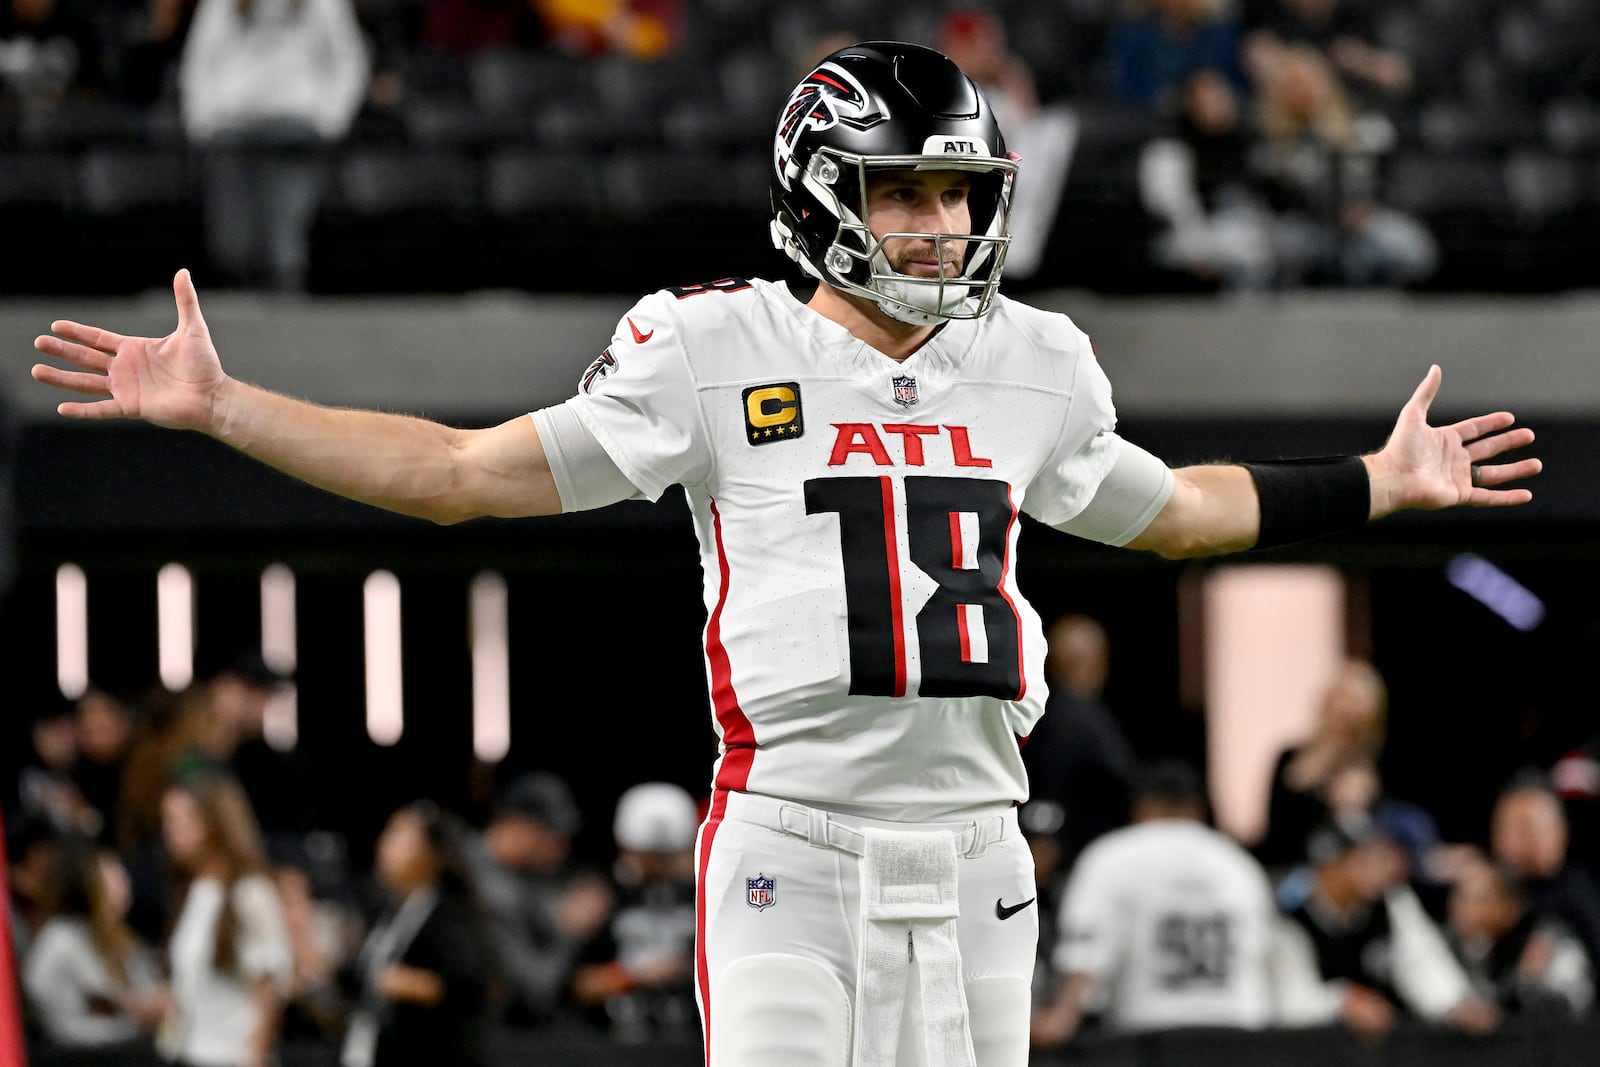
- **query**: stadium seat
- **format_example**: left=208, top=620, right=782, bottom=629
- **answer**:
left=603, top=150, right=765, bottom=216
left=484, top=149, right=598, bottom=215
left=1543, top=98, right=1600, bottom=155
left=335, top=148, right=480, bottom=214
left=1416, top=100, right=1536, bottom=154
left=19, top=102, right=146, bottom=150
left=0, top=150, right=77, bottom=207
left=78, top=148, right=194, bottom=213
left=1504, top=151, right=1585, bottom=222
left=1386, top=152, right=1509, bottom=215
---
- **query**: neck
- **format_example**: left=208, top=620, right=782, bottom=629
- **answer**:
left=808, top=282, right=938, bottom=363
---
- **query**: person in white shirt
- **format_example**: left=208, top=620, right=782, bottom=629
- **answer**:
left=1275, top=812, right=1501, bottom=1040
left=159, top=774, right=292, bottom=1067
left=1032, top=761, right=1280, bottom=1045
left=32, top=39, right=1539, bottom=1067
left=22, top=836, right=167, bottom=1049
left=178, top=0, right=369, bottom=291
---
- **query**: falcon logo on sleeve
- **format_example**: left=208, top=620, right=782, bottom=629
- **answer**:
left=742, top=382, right=804, bottom=445
left=581, top=348, right=617, bottom=393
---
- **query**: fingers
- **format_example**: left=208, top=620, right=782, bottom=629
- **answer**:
left=1465, top=426, right=1535, bottom=462
left=174, top=268, right=208, bottom=333
left=1448, top=411, right=1516, bottom=443
left=55, top=398, right=127, bottom=420
left=1472, top=457, right=1542, bottom=490
left=34, top=334, right=114, bottom=372
left=45, top=320, right=126, bottom=355
left=31, top=364, right=112, bottom=396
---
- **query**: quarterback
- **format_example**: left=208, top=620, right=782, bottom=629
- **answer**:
left=31, top=41, right=1538, bottom=1067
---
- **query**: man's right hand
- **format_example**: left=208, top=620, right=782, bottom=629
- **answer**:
left=33, top=268, right=230, bottom=434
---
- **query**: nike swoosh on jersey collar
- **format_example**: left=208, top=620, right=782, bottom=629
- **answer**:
left=628, top=317, right=654, bottom=344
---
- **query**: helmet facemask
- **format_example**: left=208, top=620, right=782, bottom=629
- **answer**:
left=783, top=148, right=1017, bottom=327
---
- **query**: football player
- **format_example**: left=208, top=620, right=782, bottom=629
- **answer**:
left=31, top=40, right=1539, bottom=1067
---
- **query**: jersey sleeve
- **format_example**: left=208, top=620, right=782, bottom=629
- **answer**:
left=1024, top=333, right=1167, bottom=537
left=559, top=290, right=715, bottom=501
left=1054, top=839, right=1122, bottom=981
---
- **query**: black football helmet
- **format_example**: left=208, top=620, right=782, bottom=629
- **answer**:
left=770, top=41, right=1017, bottom=325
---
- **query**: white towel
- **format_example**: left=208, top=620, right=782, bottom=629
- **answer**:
left=853, top=827, right=975, bottom=1067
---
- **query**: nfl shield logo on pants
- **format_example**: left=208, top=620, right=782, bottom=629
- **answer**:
left=891, top=374, right=919, bottom=408
left=747, top=873, right=776, bottom=910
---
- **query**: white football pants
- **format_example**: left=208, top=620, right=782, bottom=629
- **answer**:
left=695, top=789, right=1037, bottom=1067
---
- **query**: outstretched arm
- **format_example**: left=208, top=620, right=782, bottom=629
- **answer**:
left=1126, top=365, right=1540, bottom=559
left=32, top=270, right=561, bottom=524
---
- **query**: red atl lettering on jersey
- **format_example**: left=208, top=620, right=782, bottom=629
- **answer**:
left=827, top=424, right=993, bottom=467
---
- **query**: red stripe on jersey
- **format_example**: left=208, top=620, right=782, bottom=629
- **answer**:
left=957, top=604, right=973, bottom=663
left=997, top=486, right=1026, bottom=700
left=706, top=500, right=755, bottom=791
left=881, top=477, right=907, bottom=698
left=948, top=510, right=963, bottom=569
left=694, top=788, right=729, bottom=1065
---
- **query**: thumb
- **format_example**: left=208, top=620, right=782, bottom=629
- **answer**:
left=173, top=268, right=209, bottom=335
left=1404, top=363, right=1442, bottom=420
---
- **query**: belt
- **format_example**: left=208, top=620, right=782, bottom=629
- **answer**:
left=722, top=790, right=1014, bottom=859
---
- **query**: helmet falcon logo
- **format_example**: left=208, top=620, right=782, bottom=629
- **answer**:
left=774, top=62, right=878, bottom=191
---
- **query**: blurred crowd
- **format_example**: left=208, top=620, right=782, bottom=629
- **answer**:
left=7, top=654, right=704, bottom=1065
left=5, top=0, right=1599, bottom=294
left=1022, top=617, right=1600, bottom=1050
left=9, top=614, right=1600, bottom=1064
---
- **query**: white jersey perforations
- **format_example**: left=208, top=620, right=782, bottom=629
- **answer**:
left=564, top=278, right=1153, bottom=821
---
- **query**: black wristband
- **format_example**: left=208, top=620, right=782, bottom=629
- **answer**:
left=1241, top=456, right=1371, bottom=550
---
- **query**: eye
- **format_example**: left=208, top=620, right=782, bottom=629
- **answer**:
left=942, top=187, right=970, bottom=207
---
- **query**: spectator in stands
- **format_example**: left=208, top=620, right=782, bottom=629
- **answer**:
left=14, top=697, right=97, bottom=837
left=178, top=0, right=370, bottom=293
left=1258, top=657, right=1388, bottom=870
left=1139, top=66, right=1277, bottom=290
left=1276, top=812, right=1500, bottom=1038
left=1018, top=800, right=1068, bottom=1010
left=466, top=770, right=612, bottom=1027
left=115, top=683, right=222, bottom=948
left=274, top=856, right=360, bottom=1042
left=418, top=0, right=545, bottom=58
left=341, top=800, right=494, bottom=1067
left=114, top=0, right=198, bottom=104
left=197, top=650, right=313, bottom=860
left=1249, top=43, right=1437, bottom=288
left=7, top=811, right=61, bottom=962
left=1107, top=0, right=1247, bottom=114
left=1033, top=760, right=1280, bottom=1047
left=1489, top=775, right=1600, bottom=984
left=534, top=0, right=680, bottom=60
left=160, top=773, right=292, bottom=1067
left=571, top=781, right=698, bottom=1044
left=1240, top=0, right=1411, bottom=105
left=21, top=835, right=168, bottom=1050
left=1446, top=852, right=1593, bottom=1018
left=0, top=0, right=107, bottom=106
left=1022, top=613, right=1137, bottom=873
left=936, top=7, right=1075, bottom=282
left=1550, top=732, right=1600, bottom=877
left=69, top=686, right=136, bottom=845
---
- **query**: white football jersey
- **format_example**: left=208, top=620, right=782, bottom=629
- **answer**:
left=557, top=278, right=1170, bottom=821
left=1055, top=819, right=1278, bottom=1030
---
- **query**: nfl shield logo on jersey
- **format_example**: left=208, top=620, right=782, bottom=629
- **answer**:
left=746, top=873, right=776, bottom=910
left=892, top=374, right=919, bottom=408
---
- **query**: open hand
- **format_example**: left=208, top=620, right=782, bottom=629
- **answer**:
left=32, top=268, right=228, bottom=433
left=1365, top=365, right=1540, bottom=517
